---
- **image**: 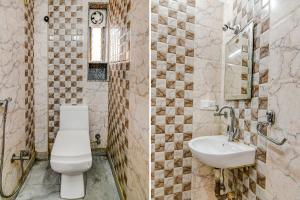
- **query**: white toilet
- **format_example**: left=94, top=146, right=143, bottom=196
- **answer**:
left=50, top=105, right=92, bottom=199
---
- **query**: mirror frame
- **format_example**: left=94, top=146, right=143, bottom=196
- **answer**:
left=224, top=21, right=254, bottom=100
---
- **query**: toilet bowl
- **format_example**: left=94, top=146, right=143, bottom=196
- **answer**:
left=50, top=105, right=92, bottom=199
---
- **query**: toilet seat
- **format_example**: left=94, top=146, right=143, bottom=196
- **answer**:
left=51, top=130, right=92, bottom=174
left=51, top=130, right=91, bottom=157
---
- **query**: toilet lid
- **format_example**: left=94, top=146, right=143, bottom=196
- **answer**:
left=51, top=130, right=91, bottom=158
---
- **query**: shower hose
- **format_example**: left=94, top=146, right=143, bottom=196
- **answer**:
left=0, top=98, right=24, bottom=198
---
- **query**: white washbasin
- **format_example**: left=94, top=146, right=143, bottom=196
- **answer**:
left=188, top=135, right=256, bottom=169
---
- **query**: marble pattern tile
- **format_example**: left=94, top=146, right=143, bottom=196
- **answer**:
left=191, top=159, right=217, bottom=200
left=16, top=156, right=120, bottom=200
left=34, top=0, right=48, bottom=156
left=195, top=0, right=224, bottom=29
left=82, top=0, right=109, bottom=150
left=84, top=82, right=108, bottom=148
left=151, top=0, right=300, bottom=199
left=267, top=5, right=300, bottom=200
left=108, top=0, right=150, bottom=199
left=218, top=0, right=300, bottom=199
left=191, top=1, right=223, bottom=199
left=126, top=0, right=150, bottom=199
left=270, top=0, right=300, bottom=26
left=195, top=24, right=223, bottom=62
left=0, top=0, right=35, bottom=194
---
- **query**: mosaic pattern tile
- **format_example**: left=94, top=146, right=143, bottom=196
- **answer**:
left=33, top=0, right=49, bottom=155
left=107, top=0, right=131, bottom=199
left=25, top=0, right=35, bottom=153
left=47, top=0, right=84, bottom=144
left=223, top=0, right=270, bottom=199
left=151, top=0, right=196, bottom=199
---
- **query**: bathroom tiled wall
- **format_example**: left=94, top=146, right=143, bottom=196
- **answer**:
left=125, top=0, right=150, bottom=198
left=107, top=61, right=129, bottom=199
left=82, top=0, right=109, bottom=149
left=220, top=1, right=300, bottom=199
left=267, top=1, right=300, bottom=199
left=47, top=0, right=84, bottom=145
left=25, top=0, right=36, bottom=155
left=34, top=0, right=49, bottom=158
left=185, top=0, right=300, bottom=199
left=151, top=0, right=196, bottom=199
left=108, top=0, right=131, bottom=198
left=46, top=0, right=109, bottom=150
left=191, top=0, right=223, bottom=199
left=108, top=0, right=150, bottom=199
left=0, top=0, right=36, bottom=195
left=221, top=0, right=271, bottom=199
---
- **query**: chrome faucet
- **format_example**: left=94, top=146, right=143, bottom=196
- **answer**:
left=214, top=105, right=238, bottom=142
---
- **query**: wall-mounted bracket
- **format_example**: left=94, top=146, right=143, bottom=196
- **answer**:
left=266, top=110, right=275, bottom=124
left=256, top=110, right=287, bottom=145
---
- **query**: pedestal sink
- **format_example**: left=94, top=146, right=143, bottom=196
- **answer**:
left=188, top=135, right=256, bottom=169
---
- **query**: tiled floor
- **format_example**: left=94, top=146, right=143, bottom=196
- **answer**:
left=16, top=156, right=120, bottom=200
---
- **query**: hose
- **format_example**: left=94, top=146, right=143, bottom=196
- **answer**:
left=0, top=98, right=23, bottom=198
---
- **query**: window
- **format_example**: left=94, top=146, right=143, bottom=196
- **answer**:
left=109, top=28, right=120, bottom=62
left=90, top=28, right=103, bottom=62
left=88, top=6, right=108, bottom=81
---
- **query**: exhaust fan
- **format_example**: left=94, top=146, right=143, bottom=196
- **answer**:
left=89, top=9, right=107, bottom=28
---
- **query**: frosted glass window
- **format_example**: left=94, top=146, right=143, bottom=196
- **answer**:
left=91, top=28, right=102, bottom=62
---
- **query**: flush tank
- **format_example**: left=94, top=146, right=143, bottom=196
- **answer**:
left=60, top=105, right=89, bottom=131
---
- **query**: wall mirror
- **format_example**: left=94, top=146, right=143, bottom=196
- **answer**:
left=224, top=22, right=254, bottom=100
